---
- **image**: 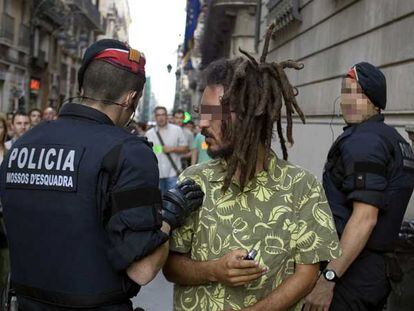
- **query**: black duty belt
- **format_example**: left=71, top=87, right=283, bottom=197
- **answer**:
left=12, top=282, right=129, bottom=308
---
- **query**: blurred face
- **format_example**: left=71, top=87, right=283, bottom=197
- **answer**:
left=155, top=108, right=168, bottom=127
left=173, top=112, right=184, bottom=126
left=12, top=115, right=30, bottom=138
left=6, top=114, right=13, bottom=131
left=185, top=122, right=194, bottom=133
left=340, top=78, right=379, bottom=124
left=29, top=110, right=42, bottom=126
left=43, top=108, right=57, bottom=121
left=199, top=85, right=234, bottom=159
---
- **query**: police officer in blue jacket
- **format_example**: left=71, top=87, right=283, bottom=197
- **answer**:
left=304, top=62, right=414, bottom=311
left=0, top=39, right=204, bottom=310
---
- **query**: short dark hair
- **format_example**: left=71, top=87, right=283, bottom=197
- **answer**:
left=29, top=108, right=41, bottom=115
left=12, top=111, right=28, bottom=124
left=153, top=106, right=167, bottom=114
left=173, top=109, right=184, bottom=116
left=82, top=60, right=146, bottom=102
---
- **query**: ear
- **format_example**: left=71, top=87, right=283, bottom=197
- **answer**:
left=80, top=88, right=84, bottom=96
left=129, top=91, right=139, bottom=102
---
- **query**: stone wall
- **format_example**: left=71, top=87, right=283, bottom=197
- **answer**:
left=260, top=0, right=414, bottom=218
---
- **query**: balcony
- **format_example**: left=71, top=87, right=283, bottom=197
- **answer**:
left=0, top=13, right=15, bottom=44
left=266, top=0, right=302, bottom=32
left=213, top=0, right=257, bottom=7
left=66, top=0, right=103, bottom=33
left=18, top=24, right=30, bottom=49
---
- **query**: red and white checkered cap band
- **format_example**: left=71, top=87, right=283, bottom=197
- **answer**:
left=346, top=66, right=359, bottom=81
left=93, top=48, right=146, bottom=76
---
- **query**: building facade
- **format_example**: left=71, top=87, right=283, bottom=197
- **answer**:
left=175, top=0, right=258, bottom=118
left=181, top=0, right=414, bottom=217
left=0, top=0, right=131, bottom=113
left=98, top=0, right=131, bottom=42
left=0, top=0, right=31, bottom=112
left=258, top=0, right=414, bottom=218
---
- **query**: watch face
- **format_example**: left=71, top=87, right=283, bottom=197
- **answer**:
left=326, top=270, right=335, bottom=280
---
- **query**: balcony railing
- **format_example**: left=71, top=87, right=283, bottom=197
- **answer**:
left=18, top=24, right=30, bottom=48
left=0, top=13, right=15, bottom=43
left=267, top=0, right=302, bottom=32
left=213, top=0, right=257, bottom=7
left=66, top=0, right=103, bottom=32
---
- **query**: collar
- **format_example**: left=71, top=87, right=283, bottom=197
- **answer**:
left=343, top=113, right=384, bottom=131
left=58, top=103, right=114, bottom=126
left=208, top=152, right=278, bottom=189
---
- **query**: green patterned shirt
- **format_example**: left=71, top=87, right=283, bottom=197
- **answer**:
left=170, top=153, right=341, bottom=311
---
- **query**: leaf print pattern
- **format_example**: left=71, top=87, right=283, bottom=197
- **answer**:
left=171, top=154, right=341, bottom=311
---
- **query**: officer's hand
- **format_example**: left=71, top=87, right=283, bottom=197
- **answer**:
left=211, top=249, right=267, bottom=287
left=303, top=276, right=335, bottom=311
left=162, top=179, right=204, bottom=230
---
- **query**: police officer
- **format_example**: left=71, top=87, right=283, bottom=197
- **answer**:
left=0, top=39, right=204, bottom=310
left=304, top=62, right=414, bottom=311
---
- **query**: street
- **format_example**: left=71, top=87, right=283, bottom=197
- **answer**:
left=132, top=273, right=173, bottom=311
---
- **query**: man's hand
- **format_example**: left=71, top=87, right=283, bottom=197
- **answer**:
left=211, top=249, right=267, bottom=287
left=163, top=146, right=173, bottom=154
left=303, top=277, right=335, bottom=311
left=162, top=179, right=204, bottom=230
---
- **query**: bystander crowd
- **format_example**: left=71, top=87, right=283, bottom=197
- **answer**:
left=173, top=109, right=194, bottom=169
left=5, top=112, right=30, bottom=149
left=191, top=132, right=211, bottom=165
left=42, top=107, right=57, bottom=121
left=28, top=108, right=42, bottom=128
left=146, top=106, right=188, bottom=194
left=0, top=114, right=8, bottom=292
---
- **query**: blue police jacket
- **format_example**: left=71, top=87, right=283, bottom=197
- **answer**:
left=0, top=103, right=168, bottom=308
left=323, top=114, right=414, bottom=251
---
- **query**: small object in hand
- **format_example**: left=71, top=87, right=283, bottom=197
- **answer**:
left=244, top=249, right=257, bottom=260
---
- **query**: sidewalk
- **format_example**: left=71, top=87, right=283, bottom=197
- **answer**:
left=132, top=273, right=173, bottom=311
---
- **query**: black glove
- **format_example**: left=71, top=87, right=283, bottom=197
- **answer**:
left=162, top=179, right=204, bottom=230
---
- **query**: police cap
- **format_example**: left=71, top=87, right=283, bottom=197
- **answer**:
left=78, top=39, right=146, bottom=91
left=347, top=62, right=387, bottom=109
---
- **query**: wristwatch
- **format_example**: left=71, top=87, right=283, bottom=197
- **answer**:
left=323, top=269, right=339, bottom=283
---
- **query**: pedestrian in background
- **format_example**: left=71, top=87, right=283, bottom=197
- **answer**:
left=146, top=106, right=188, bottom=194
left=0, top=114, right=9, bottom=292
left=304, top=62, right=414, bottom=311
left=5, top=111, right=29, bottom=149
left=28, top=108, right=42, bottom=128
left=190, top=132, right=211, bottom=165
left=42, top=106, right=57, bottom=121
left=5, top=113, right=14, bottom=141
left=164, top=27, right=340, bottom=311
left=0, top=115, right=8, bottom=162
left=173, top=109, right=194, bottom=169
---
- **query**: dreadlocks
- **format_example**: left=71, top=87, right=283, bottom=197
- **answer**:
left=203, top=23, right=305, bottom=192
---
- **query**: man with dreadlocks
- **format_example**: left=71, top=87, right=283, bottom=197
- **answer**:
left=163, top=25, right=341, bottom=311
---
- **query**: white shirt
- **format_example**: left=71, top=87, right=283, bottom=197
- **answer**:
left=146, top=124, right=187, bottom=179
